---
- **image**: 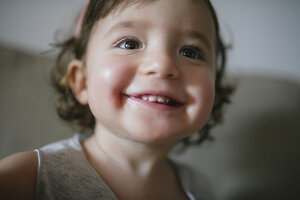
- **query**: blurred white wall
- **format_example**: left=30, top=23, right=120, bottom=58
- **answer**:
left=0, top=0, right=299, bottom=82
left=0, top=0, right=84, bottom=52
left=212, top=0, right=300, bottom=82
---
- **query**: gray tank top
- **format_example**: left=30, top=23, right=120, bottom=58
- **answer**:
left=34, top=134, right=213, bottom=200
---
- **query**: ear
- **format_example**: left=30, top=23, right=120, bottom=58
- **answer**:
left=68, top=60, right=88, bottom=105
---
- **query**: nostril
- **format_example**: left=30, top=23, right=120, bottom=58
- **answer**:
left=139, top=63, right=180, bottom=78
left=145, top=71, right=156, bottom=76
left=166, top=73, right=175, bottom=78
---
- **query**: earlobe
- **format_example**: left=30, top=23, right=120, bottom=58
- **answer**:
left=68, top=60, right=89, bottom=105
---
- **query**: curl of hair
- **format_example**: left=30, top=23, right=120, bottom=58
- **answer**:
left=50, top=0, right=234, bottom=148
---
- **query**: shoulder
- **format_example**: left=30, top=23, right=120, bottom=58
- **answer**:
left=0, top=151, right=38, bottom=200
left=34, top=135, right=117, bottom=199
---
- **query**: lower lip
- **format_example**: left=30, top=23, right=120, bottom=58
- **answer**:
left=125, top=96, right=183, bottom=111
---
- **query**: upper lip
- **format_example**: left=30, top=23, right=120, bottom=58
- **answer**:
left=124, top=91, right=185, bottom=105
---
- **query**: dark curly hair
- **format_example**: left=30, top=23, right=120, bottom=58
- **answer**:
left=51, top=0, right=233, bottom=149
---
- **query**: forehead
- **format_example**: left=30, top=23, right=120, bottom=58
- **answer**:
left=100, top=0, right=214, bottom=34
left=112, top=0, right=211, bottom=19
left=92, top=0, right=216, bottom=47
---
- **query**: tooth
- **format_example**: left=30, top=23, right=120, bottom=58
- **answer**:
left=142, top=96, right=148, bottom=101
left=148, top=96, right=157, bottom=102
left=157, top=96, right=165, bottom=103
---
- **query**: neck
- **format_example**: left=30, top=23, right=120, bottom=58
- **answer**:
left=81, top=124, right=189, bottom=199
left=84, top=123, right=174, bottom=177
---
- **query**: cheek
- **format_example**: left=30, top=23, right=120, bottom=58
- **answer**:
left=186, top=70, right=215, bottom=128
left=86, top=58, right=135, bottom=113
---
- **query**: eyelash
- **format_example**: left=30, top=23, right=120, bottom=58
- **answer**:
left=113, top=37, right=205, bottom=60
left=113, top=37, right=142, bottom=49
left=180, top=46, right=206, bottom=61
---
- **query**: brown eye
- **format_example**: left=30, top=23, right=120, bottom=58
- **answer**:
left=117, top=38, right=141, bottom=50
left=180, top=46, right=205, bottom=60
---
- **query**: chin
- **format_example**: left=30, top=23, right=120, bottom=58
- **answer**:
left=127, top=128, right=190, bottom=145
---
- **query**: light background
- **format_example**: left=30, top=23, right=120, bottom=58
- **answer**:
left=0, top=0, right=299, bottom=82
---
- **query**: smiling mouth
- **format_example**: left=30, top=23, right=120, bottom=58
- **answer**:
left=127, top=94, right=183, bottom=107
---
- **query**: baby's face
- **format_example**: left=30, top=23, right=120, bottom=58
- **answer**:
left=84, top=0, right=216, bottom=144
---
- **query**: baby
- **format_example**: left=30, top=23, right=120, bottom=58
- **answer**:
left=0, top=0, right=232, bottom=199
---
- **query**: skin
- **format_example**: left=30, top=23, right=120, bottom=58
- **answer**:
left=0, top=151, right=37, bottom=200
left=0, top=0, right=216, bottom=199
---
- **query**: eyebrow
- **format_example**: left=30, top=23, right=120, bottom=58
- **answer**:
left=185, top=30, right=213, bottom=51
left=104, top=20, right=144, bottom=38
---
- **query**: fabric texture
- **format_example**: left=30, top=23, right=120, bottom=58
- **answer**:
left=34, top=134, right=213, bottom=200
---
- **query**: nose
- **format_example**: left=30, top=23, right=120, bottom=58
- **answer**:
left=138, top=48, right=180, bottom=79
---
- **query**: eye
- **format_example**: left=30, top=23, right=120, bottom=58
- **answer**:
left=180, top=46, right=205, bottom=60
left=114, top=38, right=142, bottom=50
